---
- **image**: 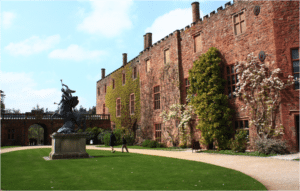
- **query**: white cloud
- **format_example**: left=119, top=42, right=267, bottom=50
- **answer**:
left=5, top=35, right=61, bottom=56
left=48, top=44, right=107, bottom=62
left=0, top=71, right=62, bottom=113
left=2, top=11, right=16, bottom=29
left=77, top=0, right=133, bottom=37
left=145, top=8, right=204, bottom=43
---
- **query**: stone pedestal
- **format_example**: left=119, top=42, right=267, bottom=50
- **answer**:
left=49, top=132, right=89, bottom=160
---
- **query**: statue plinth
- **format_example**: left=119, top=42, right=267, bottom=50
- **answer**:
left=49, top=132, right=89, bottom=160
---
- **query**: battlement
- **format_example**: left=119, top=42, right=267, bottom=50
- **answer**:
left=97, top=0, right=244, bottom=84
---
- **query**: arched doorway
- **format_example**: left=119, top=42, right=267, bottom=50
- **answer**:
left=28, top=124, right=48, bottom=146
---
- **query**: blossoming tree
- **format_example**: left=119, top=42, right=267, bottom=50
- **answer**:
left=233, top=53, right=296, bottom=140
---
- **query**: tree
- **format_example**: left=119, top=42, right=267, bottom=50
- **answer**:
left=1, top=90, right=6, bottom=115
left=188, top=47, right=235, bottom=150
left=233, top=52, right=295, bottom=140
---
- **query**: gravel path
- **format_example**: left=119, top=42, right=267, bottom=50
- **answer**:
left=1, top=145, right=299, bottom=190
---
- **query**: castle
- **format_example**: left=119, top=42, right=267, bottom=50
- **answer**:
left=96, top=0, right=299, bottom=152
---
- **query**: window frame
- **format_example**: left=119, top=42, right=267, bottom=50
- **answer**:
left=116, top=98, right=121, bottom=117
left=232, top=9, right=246, bottom=36
left=104, top=84, right=106, bottom=93
left=112, top=79, right=115, bottom=89
left=130, top=93, right=135, bottom=115
left=122, top=73, right=126, bottom=85
left=164, top=48, right=170, bottom=64
left=235, top=119, right=249, bottom=142
left=133, top=67, right=137, bottom=79
left=153, top=85, right=160, bottom=110
left=103, top=103, right=105, bottom=114
left=194, top=33, right=201, bottom=53
left=227, top=65, right=239, bottom=99
left=146, top=59, right=151, bottom=73
left=291, top=48, right=300, bottom=90
left=154, top=123, right=162, bottom=143
left=97, top=87, right=100, bottom=96
left=185, top=78, right=191, bottom=103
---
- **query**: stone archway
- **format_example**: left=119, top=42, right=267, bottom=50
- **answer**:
left=28, top=123, right=48, bottom=146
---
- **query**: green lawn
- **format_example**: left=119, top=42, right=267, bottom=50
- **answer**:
left=294, top=158, right=299, bottom=161
left=1, top=148, right=267, bottom=190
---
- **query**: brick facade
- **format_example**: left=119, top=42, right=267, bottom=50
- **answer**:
left=97, top=0, right=299, bottom=152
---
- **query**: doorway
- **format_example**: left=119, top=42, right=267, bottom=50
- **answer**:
left=28, top=124, right=44, bottom=145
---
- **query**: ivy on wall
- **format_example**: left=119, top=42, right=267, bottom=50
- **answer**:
left=105, top=62, right=141, bottom=132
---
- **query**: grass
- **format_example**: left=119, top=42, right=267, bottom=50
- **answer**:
left=294, top=158, right=299, bottom=161
left=96, top=145, right=188, bottom=151
left=1, top=148, right=267, bottom=190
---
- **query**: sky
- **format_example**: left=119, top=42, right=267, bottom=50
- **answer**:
left=1, top=0, right=233, bottom=114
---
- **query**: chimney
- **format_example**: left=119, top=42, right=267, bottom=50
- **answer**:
left=123, top=53, right=127, bottom=66
left=101, top=68, right=105, bottom=79
left=143, top=33, right=152, bottom=49
left=191, top=2, right=200, bottom=23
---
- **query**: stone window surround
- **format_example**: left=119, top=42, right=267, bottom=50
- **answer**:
left=291, top=47, right=300, bottom=90
left=232, top=8, right=246, bottom=36
left=122, top=72, right=126, bottom=86
left=227, top=64, right=239, bottom=99
left=130, top=93, right=135, bottom=115
left=153, top=85, right=160, bottom=110
left=116, top=98, right=121, bottom=117
left=133, top=66, right=137, bottom=80
left=145, top=57, right=151, bottom=73
left=193, top=32, right=202, bottom=53
left=164, top=48, right=170, bottom=64
left=235, top=118, right=250, bottom=142
left=154, top=123, right=162, bottom=143
left=185, top=78, right=190, bottom=103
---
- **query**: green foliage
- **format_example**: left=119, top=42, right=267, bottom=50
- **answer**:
left=187, top=47, right=235, bottom=150
left=124, top=132, right=135, bottom=146
left=230, top=129, right=248, bottom=153
left=142, top=139, right=151, bottom=147
left=254, top=138, right=290, bottom=155
left=97, top=129, right=110, bottom=144
left=85, top=127, right=102, bottom=144
left=103, top=129, right=124, bottom=146
left=142, top=139, right=161, bottom=148
left=105, top=62, right=141, bottom=134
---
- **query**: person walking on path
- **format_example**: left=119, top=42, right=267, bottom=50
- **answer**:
left=109, top=131, right=116, bottom=153
left=122, top=135, right=129, bottom=153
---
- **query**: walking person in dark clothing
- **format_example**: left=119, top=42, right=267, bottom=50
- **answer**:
left=109, top=132, right=116, bottom=153
left=122, top=134, right=129, bottom=153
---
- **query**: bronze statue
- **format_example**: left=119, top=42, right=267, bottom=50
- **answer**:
left=51, top=80, right=86, bottom=134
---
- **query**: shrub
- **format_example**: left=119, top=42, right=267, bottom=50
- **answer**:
left=148, top=140, right=159, bottom=148
left=230, top=129, right=248, bottom=153
left=142, top=139, right=151, bottom=147
left=97, top=129, right=110, bottom=144
left=255, top=138, right=290, bottom=155
left=103, top=132, right=111, bottom=146
left=124, top=132, right=135, bottom=146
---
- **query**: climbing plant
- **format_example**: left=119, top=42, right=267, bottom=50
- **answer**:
left=188, top=47, right=235, bottom=150
left=105, top=62, right=141, bottom=133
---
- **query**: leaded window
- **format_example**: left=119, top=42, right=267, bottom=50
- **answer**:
left=292, top=48, right=299, bottom=90
left=154, top=86, right=160, bottom=110
left=227, top=65, right=239, bottom=99
left=155, top=124, right=162, bottom=142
